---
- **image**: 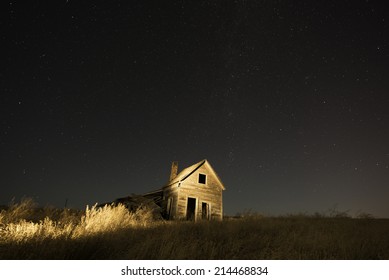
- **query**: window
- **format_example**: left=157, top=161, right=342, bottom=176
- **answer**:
left=198, top=173, right=206, bottom=184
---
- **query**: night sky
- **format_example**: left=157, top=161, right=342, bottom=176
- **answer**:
left=2, top=1, right=389, bottom=217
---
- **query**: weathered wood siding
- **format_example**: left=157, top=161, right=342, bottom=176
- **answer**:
left=175, top=165, right=223, bottom=220
left=162, top=185, right=178, bottom=219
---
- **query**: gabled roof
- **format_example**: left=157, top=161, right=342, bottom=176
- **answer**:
left=165, top=159, right=225, bottom=190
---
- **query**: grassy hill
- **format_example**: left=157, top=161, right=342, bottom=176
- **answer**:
left=1, top=198, right=388, bottom=259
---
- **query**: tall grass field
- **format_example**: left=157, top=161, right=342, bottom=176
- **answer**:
left=1, top=198, right=388, bottom=259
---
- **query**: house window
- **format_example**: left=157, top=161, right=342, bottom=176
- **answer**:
left=198, top=173, right=206, bottom=184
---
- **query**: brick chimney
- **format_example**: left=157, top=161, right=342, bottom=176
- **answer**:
left=170, top=161, right=178, bottom=181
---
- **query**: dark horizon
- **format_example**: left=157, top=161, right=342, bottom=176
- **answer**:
left=2, top=1, right=389, bottom=218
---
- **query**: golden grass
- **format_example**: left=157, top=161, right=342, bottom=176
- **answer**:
left=0, top=199, right=155, bottom=242
left=1, top=199, right=389, bottom=259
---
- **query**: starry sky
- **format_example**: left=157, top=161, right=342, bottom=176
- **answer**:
left=2, top=1, right=389, bottom=217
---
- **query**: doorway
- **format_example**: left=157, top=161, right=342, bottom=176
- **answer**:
left=186, top=197, right=196, bottom=221
left=202, top=202, right=209, bottom=220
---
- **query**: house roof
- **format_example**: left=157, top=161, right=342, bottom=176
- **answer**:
left=166, top=159, right=226, bottom=190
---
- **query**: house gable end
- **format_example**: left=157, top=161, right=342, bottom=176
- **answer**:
left=202, top=160, right=225, bottom=190
left=165, top=159, right=225, bottom=190
left=181, top=160, right=225, bottom=191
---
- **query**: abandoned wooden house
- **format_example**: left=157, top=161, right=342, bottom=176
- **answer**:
left=108, top=159, right=225, bottom=221
left=146, top=159, right=225, bottom=221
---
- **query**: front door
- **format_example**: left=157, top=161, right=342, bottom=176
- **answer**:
left=186, top=197, right=196, bottom=221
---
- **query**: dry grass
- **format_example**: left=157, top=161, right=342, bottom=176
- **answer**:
left=1, top=199, right=388, bottom=259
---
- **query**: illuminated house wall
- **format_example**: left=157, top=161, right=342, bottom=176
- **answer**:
left=160, top=159, right=225, bottom=221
